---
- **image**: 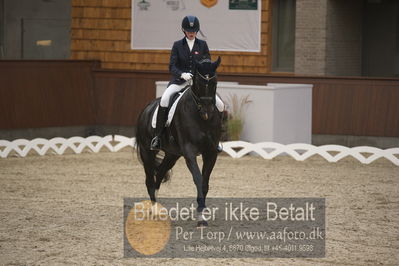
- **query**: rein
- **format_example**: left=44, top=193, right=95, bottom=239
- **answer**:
left=196, top=71, right=217, bottom=82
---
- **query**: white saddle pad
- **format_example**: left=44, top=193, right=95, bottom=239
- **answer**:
left=151, top=89, right=189, bottom=128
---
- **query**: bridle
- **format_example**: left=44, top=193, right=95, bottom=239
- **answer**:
left=190, top=70, right=217, bottom=120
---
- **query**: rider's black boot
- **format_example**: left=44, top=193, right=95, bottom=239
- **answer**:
left=150, top=106, right=168, bottom=150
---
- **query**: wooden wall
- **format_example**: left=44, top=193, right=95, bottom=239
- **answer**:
left=94, top=69, right=169, bottom=126
left=70, top=0, right=271, bottom=73
left=1, top=60, right=398, bottom=138
left=218, top=74, right=399, bottom=137
left=0, top=60, right=99, bottom=129
left=0, top=61, right=158, bottom=130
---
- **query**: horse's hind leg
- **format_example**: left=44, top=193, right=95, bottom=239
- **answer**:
left=139, top=147, right=158, bottom=202
left=154, top=153, right=180, bottom=195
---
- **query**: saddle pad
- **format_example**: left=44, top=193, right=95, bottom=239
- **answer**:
left=151, top=89, right=189, bottom=128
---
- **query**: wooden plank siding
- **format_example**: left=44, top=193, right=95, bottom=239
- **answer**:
left=93, top=69, right=169, bottom=126
left=71, top=0, right=272, bottom=73
left=218, top=74, right=399, bottom=137
left=0, top=60, right=99, bottom=129
left=1, top=60, right=398, bottom=137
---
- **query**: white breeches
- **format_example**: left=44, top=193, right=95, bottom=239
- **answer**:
left=160, top=82, right=225, bottom=112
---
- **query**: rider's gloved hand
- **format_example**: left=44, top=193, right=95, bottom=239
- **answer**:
left=181, top=72, right=193, bottom=81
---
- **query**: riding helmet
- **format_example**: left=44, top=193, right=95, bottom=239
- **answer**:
left=181, top=15, right=200, bottom=32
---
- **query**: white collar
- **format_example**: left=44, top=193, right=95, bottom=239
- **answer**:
left=185, top=38, right=195, bottom=51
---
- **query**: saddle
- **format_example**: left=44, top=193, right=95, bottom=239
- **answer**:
left=151, top=86, right=190, bottom=128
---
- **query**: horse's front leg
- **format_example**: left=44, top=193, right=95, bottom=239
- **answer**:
left=183, top=148, right=207, bottom=227
left=184, top=154, right=204, bottom=209
left=201, top=150, right=218, bottom=200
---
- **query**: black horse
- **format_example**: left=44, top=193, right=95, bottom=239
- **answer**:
left=135, top=57, right=222, bottom=227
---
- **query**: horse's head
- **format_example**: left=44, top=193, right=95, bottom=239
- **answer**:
left=192, top=57, right=221, bottom=120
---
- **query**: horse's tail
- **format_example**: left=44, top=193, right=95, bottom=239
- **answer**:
left=134, top=107, right=145, bottom=165
left=135, top=99, right=171, bottom=183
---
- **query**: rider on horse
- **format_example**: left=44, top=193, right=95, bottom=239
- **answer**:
left=150, top=15, right=225, bottom=150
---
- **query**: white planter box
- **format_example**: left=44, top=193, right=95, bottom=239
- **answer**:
left=155, top=81, right=313, bottom=144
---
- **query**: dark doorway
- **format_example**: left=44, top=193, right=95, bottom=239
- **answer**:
left=0, top=0, right=71, bottom=59
left=362, top=0, right=399, bottom=77
left=272, top=0, right=296, bottom=73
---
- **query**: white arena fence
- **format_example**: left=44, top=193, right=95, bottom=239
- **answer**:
left=0, top=135, right=398, bottom=166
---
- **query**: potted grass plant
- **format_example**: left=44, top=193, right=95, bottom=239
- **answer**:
left=225, top=94, right=252, bottom=141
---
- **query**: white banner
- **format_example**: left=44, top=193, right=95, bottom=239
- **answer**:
left=131, top=0, right=261, bottom=52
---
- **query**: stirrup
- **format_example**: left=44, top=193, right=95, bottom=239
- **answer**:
left=217, top=144, right=223, bottom=153
left=150, top=136, right=161, bottom=150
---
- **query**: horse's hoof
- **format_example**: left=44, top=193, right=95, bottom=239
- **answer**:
left=197, top=220, right=208, bottom=228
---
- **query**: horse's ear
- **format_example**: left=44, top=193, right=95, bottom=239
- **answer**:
left=212, top=56, right=221, bottom=70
